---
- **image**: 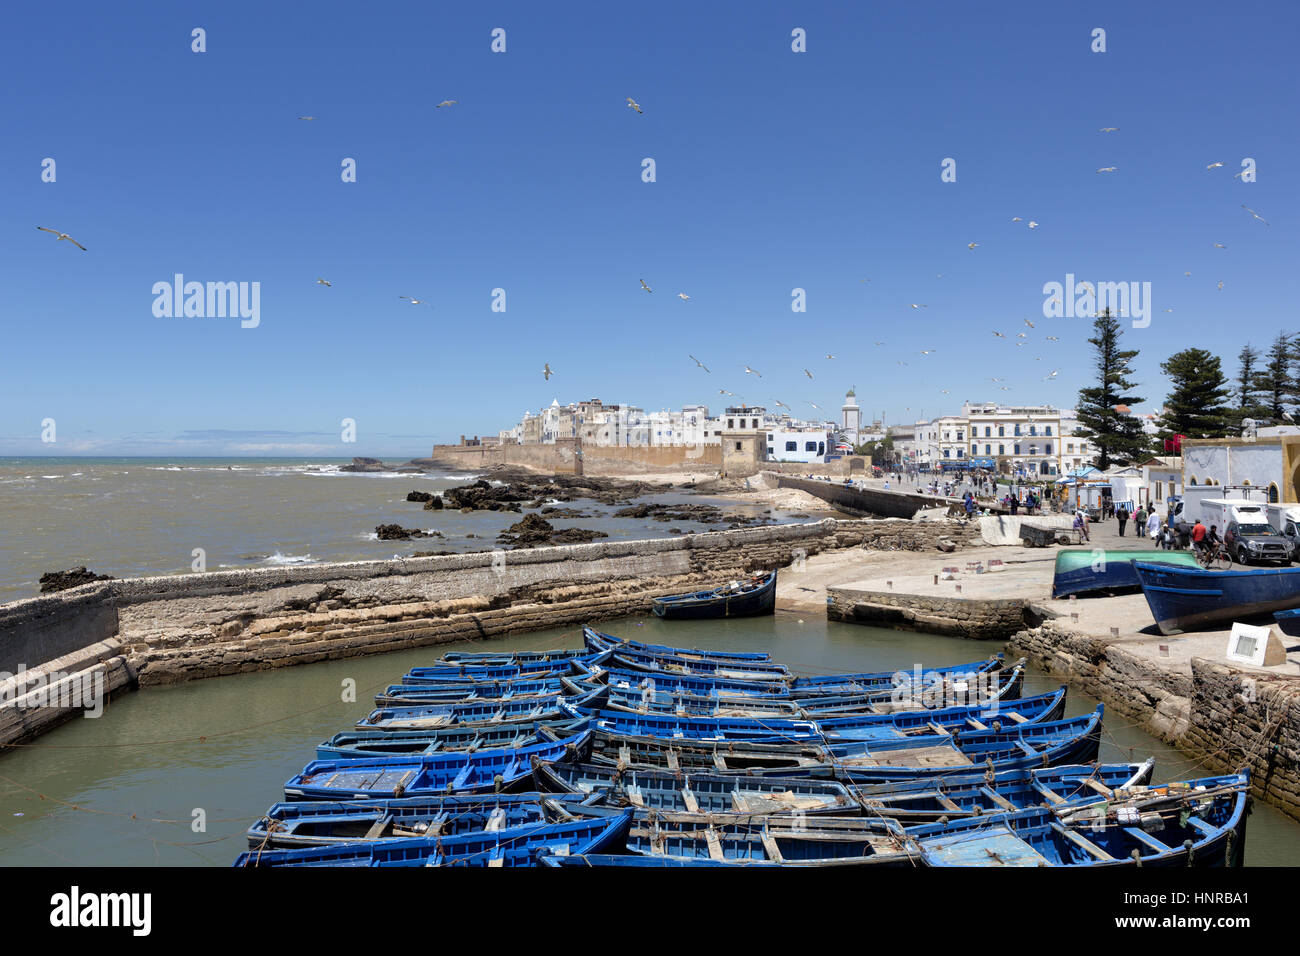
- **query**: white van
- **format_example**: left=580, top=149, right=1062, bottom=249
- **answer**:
left=1265, top=504, right=1300, bottom=560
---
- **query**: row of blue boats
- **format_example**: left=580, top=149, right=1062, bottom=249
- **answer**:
left=235, top=628, right=1251, bottom=867
left=1052, top=547, right=1300, bottom=636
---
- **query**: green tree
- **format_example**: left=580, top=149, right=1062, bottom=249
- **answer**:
left=1155, top=348, right=1232, bottom=440
left=1254, top=331, right=1297, bottom=422
left=1074, top=309, right=1148, bottom=469
left=1229, top=344, right=1271, bottom=430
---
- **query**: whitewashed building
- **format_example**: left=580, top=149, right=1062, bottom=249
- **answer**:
left=766, top=428, right=834, bottom=463
left=963, top=403, right=1061, bottom=477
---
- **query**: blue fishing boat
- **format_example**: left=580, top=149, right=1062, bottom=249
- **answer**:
left=234, top=811, right=632, bottom=867
left=582, top=629, right=774, bottom=662
left=616, top=809, right=920, bottom=866
left=1135, top=561, right=1300, bottom=635
left=589, top=664, right=792, bottom=698
left=284, top=732, right=591, bottom=800
left=247, top=792, right=606, bottom=848
left=583, top=627, right=790, bottom=678
left=590, top=710, right=822, bottom=743
left=600, top=662, right=1027, bottom=719
left=402, top=650, right=612, bottom=684
left=358, top=683, right=608, bottom=731
left=787, top=655, right=1004, bottom=697
left=374, top=675, right=595, bottom=706
left=913, top=771, right=1250, bottom=866
left=530, top=759, right=860, bottom=814
left=316, top=717, right=589, bottom=760
left=590, top=708, right=1103, bottom=782
left=1274, top=607, right=1300, bottom=636
left=1051, top=549, right=1201, bottom=599
left=850, top=761, right=1155, bottom=824
left=647, top=570, right=778, bottom=619
left=436, top=647, right=599, bottom=666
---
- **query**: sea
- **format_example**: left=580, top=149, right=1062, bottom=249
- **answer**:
left=0, top=456, right=805, bottom=606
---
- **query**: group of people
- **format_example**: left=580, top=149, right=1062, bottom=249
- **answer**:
left=1115, top=504, right=1165, bottom=541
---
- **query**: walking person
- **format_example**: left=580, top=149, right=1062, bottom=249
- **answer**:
left=1117, top=506, right=1128, bottom=537
left=1146, top=507, right=1161, bottom=542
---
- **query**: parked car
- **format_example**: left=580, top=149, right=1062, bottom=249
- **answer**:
left=1223, top=519, right=1291, bottom=566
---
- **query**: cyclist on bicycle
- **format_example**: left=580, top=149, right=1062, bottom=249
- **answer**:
left=1191, top=519, right=1207, bottom=555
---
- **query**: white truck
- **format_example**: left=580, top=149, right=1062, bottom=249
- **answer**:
left=1264, top=503, right=1300, bottom=560
left=1169, top=485, right=1270, bottom=546
left=1201, top=499, right=1290, bottom=565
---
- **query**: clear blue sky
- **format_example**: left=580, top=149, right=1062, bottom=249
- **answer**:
left=2, top=0, right=1295, bottom=456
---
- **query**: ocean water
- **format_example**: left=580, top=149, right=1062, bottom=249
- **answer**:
left=0, top=457, right=806, bottom=605
left=0, top=613, right=1294, bottom=866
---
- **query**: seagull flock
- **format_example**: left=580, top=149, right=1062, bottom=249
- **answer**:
left=35, top=91, right=1271, bottom=425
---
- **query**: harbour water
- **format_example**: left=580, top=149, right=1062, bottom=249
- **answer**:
left=0, top=612, right=1296, bottom=867
left=0, top=457, right=810, bottom=605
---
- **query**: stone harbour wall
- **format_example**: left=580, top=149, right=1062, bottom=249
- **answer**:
left=1008, top=620, right=1300, bottom=823
left=827, top=589, right=1038, bottom=640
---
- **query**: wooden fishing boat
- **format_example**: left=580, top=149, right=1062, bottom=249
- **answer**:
left=588, top=663, right=792, bottom=698
left=401, top=650, right=612, bottom=684
left=582, top=629, right=774, bottom=662
left=600, top=662, right=1027, bottom=719
left=1134, top=561, right=1300, bottom=635
left=358, top=683, right=608, bottom=731
left=531, top=759, right=860, bottom=815
left=316, top=717, right=590, bottom=760
left=246, top=792, right=606, bottom=848
left=913, top=771, right=1250, bottom=866
left=374, top=675, right=598, bottom=706
left=786, top=655, right=1004, bottom=697
left=586, top=688, right=1065, bottom=745
left=617, top=809, right=920, bottom=866
left=283, top=732, right=591, bottom=800
left=648, top=570, right=778, bottom=619
left=583, top=628, right=790, bottom=678
left=436, top=647, right=600, bottom=666
left=1051, top=549, right=1201, bottom=599
left=849, top=761, right=1155, bottom=824
left=233, top=811, right=632, bottom=867
left=588, top=707, right=1103, bottom=782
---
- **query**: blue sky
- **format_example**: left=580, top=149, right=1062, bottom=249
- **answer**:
left=2, top=1, right=1295, bottom=456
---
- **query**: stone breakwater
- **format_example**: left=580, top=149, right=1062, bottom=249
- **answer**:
left=0, top=517, right=972, bottom=748
left=827, top=588, right=1046, bottom=640
left=1009, top=620, right=1300, bottom=823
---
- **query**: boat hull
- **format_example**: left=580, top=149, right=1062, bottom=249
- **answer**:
left=1135, top=561, right=1300, bottom=635
left=1052, top=549, right=1201, bottom=599
left=650, top=570, right=778, bottom=619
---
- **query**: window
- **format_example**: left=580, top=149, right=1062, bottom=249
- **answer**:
left=998, top=444, right=1005, bottom=455
left=1155, top=483, right=1162, bottom=501
left=735, top=442, right=743, bottom=451
left=1014, top=445, right=1021, bottom=455
left=998, top=426, right=1004, bottom=437
left=804, top=441, right=817, bottom=452
left=985, top=444, right=992, bottom=455
left=957, top=449, right=964, bottom=458
left=728, top=419, right=735, bottom=429
left=985, top=426, right=991, bottom=437
left=957, top=431, right=964, bottom=441
left=1045, top=443, right=1052, bottom=455
left=751, top=419, right=758, bottom=428
left=768, top=447, right=774, bottom=456
left=1269, top=483, right=1280, bottom=503
left=1029, top=426, right=1036, bottom=436
left=818, top=442, right=825, bottom=455
left=785, top=441, right=797, bottom=452
left=943, top=449, right=950, bottom=458
left=1188, top=476, right=1197, bottom=485
left=768, top=434, right=774, bottom=442
left=1014, top=425, right=1022, bottom=436
left=1046, top=426, right=1053, bottom=436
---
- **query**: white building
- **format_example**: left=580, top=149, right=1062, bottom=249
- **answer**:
left=1182, top=434, right=1298, bottom=502
left=1141, top=456, right=1182, bottom=509
left=766, top=428, right=834, bottom=463
left=841, top=387, right=862, bottom=446
left=963, top=402, right=1061, bottom=477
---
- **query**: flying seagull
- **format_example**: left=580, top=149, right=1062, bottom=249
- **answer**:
left=804, top=369, right=814, bottom=379
left=298, top=116, right=317, bottom=121
left=1234, top=169, right=1251, bottom=180
left=1046, top=335, right=1060, bottom=341
left=1028, top=221, right=1039, bottom=229
left=825, top=354, right=835, bottom=360
left=1218, top=280, right=1225, bottom=291
left=1024, top=318, right=1035, bottom=327
left=316, top=278, right=331, bottom=287
left=1012, top=217, right=1022, bottom=222
left=1099, top=127, right=1119, bottom=133
left=639, top=279, right=652, bottom=293
left=909, top=303, right=927, bottom=309
left=1242, top=204, right=1269, bottom=225
left=992, top=331, right=1005, bottom=338
left=677, top=293, right=691, bottom=300
left=919, top=349, right=936, bottom=355
left=399, top=296, right=429, bottom=306
left=744, top=365, right=761, bottom=377
left=1043, top=370, right=1059, bottom=380
left=1214, top=242, right=1227, bottom=249
left=689, top=354, right=710, bottom=373
left=543, top=363, right=554, bottom=380
left=968, top=242, right=980, bottom=250
left=1206, top=161, right=1224, bottom=170
left=873, top=341, right=885, bottom=346
left=37, top=226, right=86, bottom=251
left=436, top=100, right=457, bottom=108
left=626, top=97, right=643, bottom=114
left=1097, top=166, right=1117, bottom=173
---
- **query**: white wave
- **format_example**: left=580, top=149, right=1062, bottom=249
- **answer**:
left=263, top=552, right=317, bottom=566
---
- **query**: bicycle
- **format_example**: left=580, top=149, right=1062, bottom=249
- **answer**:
left=1195, top=540, right=1232, bottom=571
